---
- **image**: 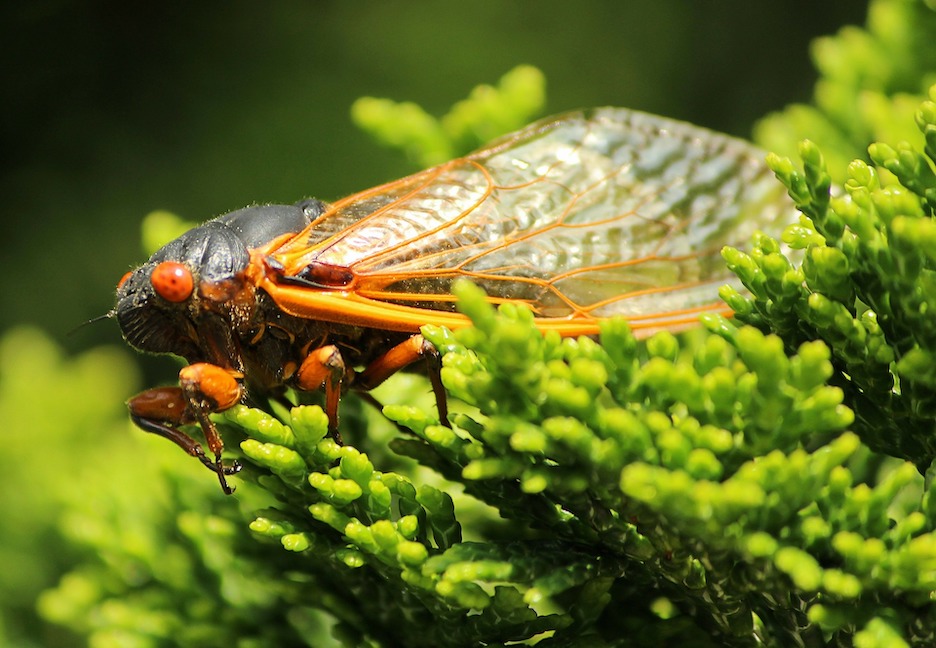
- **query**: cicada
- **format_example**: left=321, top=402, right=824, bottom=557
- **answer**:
left=115, top=107, right=792, bottom=493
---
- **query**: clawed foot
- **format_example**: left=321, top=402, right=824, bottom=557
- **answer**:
left=194, top=448, right=242, bottom=494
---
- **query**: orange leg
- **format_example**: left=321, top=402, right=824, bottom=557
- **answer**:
left=357, top=334, right=449, bottom=426
left=127, top=363, right=244, bottom=494
left=296, top=344, right=348, bottom=443
left=295, top=335, right=449, bottom=438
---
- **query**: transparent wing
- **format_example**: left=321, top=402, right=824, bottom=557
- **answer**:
left=268, top=108, right=792, bottom=328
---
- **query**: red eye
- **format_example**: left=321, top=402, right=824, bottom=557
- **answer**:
left=150, top=261, right=194, bottom=302
left=116, top=270, right=133, bottom=291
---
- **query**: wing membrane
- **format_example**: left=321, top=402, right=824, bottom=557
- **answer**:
left=266, top=108, right=792, bottom=330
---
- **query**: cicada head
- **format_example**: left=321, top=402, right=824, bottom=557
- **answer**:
left=115, top=203, right=321, bottom=365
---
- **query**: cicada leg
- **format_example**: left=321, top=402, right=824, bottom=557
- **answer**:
left=295, top=344, right=349, bottom=443
left=357, top=334, right=449, bottom=426
left=295, top=334, right=449, bottom=439
left=127, top=363, right=244, bottom=494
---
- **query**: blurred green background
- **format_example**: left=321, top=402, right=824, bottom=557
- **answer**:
left=3, top=1, right=866, bottom=353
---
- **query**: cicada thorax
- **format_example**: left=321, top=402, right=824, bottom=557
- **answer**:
left=236, top=287, right=414, bottom=391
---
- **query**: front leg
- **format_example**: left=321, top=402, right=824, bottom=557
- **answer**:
left=127, top=362, right=244, bottom=494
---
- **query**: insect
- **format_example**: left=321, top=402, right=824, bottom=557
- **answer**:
left=115, top=107, right=792, bottom=493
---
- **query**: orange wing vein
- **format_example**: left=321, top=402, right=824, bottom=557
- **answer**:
left=251, top=108, right=793, bottom=336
